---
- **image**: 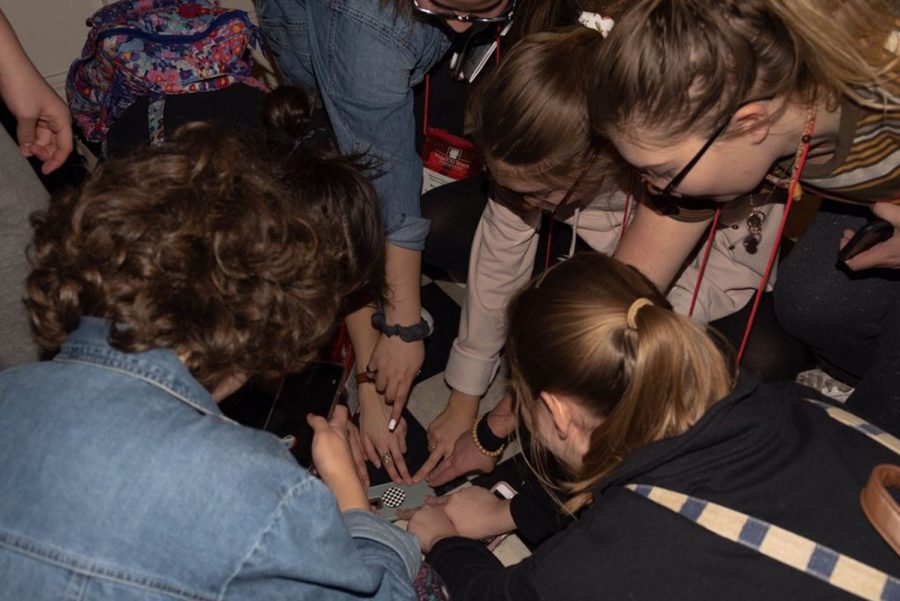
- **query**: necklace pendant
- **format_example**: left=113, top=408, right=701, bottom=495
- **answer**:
left=743, top=234, right=760, bottom=254
left=747, top=213, right=764, bottom=230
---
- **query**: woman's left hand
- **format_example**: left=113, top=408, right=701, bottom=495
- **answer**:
left=841, top=202, right=900, bottom=271
left=358, top=383, right=411, bottom=484
left=399, top=504, right=459, bottom=554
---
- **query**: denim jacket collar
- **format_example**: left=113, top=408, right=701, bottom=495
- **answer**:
left=54, top=316, right=227, bottom=421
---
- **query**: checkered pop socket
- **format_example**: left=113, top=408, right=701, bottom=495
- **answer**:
left=381, top=486, right=406, bottom=509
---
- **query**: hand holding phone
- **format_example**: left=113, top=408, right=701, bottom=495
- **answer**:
left=307, top=406, right=369, bottom=512
left=838, top=218, right=893, bottom=264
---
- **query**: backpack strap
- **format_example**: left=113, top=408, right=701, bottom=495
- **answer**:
left=626, top=484, right=900, bottom=600
left=802, top=397, right=900, bottom=456
left=148, top=93, right=166, bottom=147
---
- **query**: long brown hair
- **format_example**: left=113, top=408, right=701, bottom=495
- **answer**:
left=506, top=252, right=736, bottom=511
left=469, top=27, right=612, bottom=194
left=589, top=0, right=899, bottom=142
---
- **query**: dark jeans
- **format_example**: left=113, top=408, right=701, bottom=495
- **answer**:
left=775, top=202, right=900, bottom=434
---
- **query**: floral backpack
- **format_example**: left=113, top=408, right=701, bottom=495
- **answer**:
left=66, top=0, right=267, bottom=148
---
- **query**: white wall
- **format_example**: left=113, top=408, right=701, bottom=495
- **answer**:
left=1, top=0, right=266, bottom=96
left=1, top=0, right=104, bottom=95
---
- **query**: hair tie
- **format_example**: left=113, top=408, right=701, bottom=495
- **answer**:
left=578, top=12, right=615, bottom=38
left=626, top=298, right=653, bottom=330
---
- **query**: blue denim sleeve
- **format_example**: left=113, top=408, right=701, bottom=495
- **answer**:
left=304, top=0, right=449, bottom=251
left=342, top=509, right=422, bottom=580
left=223, top=477, right=417, bottom=600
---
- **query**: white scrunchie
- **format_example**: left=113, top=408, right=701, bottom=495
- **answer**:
left=578, top=11, right=614, bottom=38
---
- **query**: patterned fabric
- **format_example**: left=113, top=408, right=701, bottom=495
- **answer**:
left=803, top=397, right=900, bottom=456
left=627, top=399, right=900, bottom=601
left=782, top=87, right=900, bottom=205
left=627, top=484, right=900, bottom=601
left=413, top=562, right=451, bottom=601
left=66, top=0, right=267, bottom=146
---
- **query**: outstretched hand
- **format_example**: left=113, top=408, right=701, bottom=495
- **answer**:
left=413, top=391, right=479, bottom=482
left=367, top=334, right=424, bottom=429
left=425, top=424, right=498, bottom=487
left=358, top=385, right=412, bottom=484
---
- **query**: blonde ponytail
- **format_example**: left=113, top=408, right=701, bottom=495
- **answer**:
left=506, top=253, right=736, bottom=513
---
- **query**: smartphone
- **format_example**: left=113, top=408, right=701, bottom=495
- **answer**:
left=485, top=481, right=517, bottom=551
left=838, top=218, right=893, bottom=263
left=367, top=480, right=434, bottom=522
left=263, top=361, right=346, bottom=468
left=218, top=361, right=346, bottom=468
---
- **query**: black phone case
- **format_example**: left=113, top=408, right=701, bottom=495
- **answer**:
left=838, top=219, right=893, bottom=263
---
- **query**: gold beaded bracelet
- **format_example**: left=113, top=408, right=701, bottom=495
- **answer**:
left=472, top=414, right=505, bottom=458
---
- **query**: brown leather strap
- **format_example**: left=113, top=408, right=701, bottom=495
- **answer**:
left=861, top=464, right=900, bottom=555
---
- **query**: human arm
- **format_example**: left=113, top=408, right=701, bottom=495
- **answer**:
left=345, top=304, right=412, bottom=485
left=613, top=199, right=713, bottom=292
left=225, top=408, right=421, bottom=598
left=367, top=244, right=425, bottom=426
left=0, top=10, right=72, bottom=173
left=841, top=202, right=900, bottom=271
left=418, top=485, right=516, bottom=540
left=415, top=196, right=540, bottom=481
left=305, top=4, right=447, bottom=417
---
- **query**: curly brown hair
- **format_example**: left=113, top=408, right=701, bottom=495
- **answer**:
left=26, top=124, right=382, bottom=390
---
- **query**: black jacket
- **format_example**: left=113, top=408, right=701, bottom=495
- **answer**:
left=427, top=375, right=899, bottom=600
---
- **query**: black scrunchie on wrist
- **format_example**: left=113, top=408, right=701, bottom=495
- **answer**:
left=371, top=305, right=431, bottom=342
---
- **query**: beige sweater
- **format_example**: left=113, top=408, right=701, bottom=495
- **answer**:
left=444, top=182, right=784, bottom=396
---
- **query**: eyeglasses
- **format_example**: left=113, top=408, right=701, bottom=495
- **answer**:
left=656, top=96, right=774, bottom=197
left=412, top=0, right=516, bottom=24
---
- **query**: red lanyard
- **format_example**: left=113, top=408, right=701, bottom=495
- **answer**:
left=685, top=111, right=817, bottom=364
left=688, top=208, right=722, bottom=318
left=735, top=116, right=815, bottom=363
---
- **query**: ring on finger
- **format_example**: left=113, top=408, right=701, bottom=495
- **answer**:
left=382, top=450, right=393, bottom=463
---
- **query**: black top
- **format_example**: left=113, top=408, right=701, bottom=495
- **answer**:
left=427, top=375, right=899, bottom=600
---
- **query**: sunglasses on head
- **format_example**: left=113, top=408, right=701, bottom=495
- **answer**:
left=412, top=0, right=516, bottom=24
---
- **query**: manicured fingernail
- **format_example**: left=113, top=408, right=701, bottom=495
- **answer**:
left=388, top=418, right=397, bottom=432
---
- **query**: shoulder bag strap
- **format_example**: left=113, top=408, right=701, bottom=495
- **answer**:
left=626, top=483, right=900, bottom=600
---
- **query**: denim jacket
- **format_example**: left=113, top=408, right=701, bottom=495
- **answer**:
left=257, top=0, right=451, bottom=251
left=0, top=317, right=420, bottom=600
